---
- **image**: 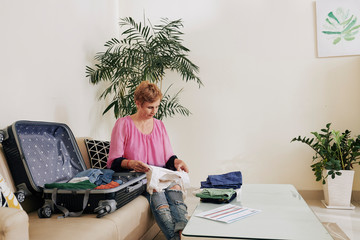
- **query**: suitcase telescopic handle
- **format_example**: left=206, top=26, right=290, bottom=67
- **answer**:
left=126, top=182, right=143, bottom=193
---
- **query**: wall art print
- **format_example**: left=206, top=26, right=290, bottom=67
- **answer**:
left=316, top=0, right=360, bottom=57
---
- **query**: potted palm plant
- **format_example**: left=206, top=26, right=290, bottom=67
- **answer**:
left=291, top=123, right=360, bottom=209
left=86, top=17, right=202, bottom=120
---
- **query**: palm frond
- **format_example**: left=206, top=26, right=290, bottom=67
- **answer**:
left=86, top=16, right=202, bottom=119
left=155, top=86, right=190, bottom=120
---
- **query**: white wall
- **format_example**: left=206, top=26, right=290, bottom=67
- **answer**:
left=0, top=0, right=119, bottom=138
left=119, top=0, right=360, bottom=190
left=1, top=0, right=360, bottom=191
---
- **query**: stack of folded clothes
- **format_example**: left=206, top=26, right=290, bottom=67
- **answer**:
left=44, top=168, right=123, bottom=190
left=196, top=171, right=242, bottom=203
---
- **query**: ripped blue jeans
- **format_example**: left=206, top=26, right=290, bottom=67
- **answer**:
left=145, top=184, right=188, bottom=240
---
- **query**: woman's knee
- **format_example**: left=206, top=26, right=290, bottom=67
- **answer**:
left=169, top=184, right=181, bottom=191
left=157, top=204, right=169, bottom=210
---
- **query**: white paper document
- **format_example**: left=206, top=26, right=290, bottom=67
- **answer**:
left=195, top=204, right=261, bottom=224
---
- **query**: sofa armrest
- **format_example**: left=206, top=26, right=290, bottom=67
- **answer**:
left=0, top=207, right=29, bottom=240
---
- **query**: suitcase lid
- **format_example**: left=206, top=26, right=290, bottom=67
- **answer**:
left=14, top=121, right=87, bottom=188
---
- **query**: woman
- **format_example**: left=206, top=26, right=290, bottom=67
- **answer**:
left=107, top=81, right=189, bottom=240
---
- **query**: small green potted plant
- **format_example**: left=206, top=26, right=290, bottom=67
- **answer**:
left=291, top=123, right=360, bottom=208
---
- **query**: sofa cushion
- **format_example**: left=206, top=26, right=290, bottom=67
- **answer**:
left=103, top=195, right=156, bottom=240
left=28, top=195, right=155, bottom=240
left=84, top=139, right=110, bottom=169
left=0, top=207, right=29, bottom=240
left=28, top=211, right=118, bottom=240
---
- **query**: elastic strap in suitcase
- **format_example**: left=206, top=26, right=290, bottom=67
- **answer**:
left=51, top=189, right=90, bottom=218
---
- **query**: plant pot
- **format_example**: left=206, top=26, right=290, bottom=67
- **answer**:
left=322, top=170, right=355, bottom=209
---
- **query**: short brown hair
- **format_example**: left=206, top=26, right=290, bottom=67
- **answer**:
left=134, top=81, right=162, bottom=105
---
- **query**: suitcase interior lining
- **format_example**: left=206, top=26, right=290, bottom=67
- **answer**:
left=16, top=123, right=85, bottom=187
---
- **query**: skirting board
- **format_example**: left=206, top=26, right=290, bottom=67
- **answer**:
left=320, top=200, right=356, bottom=210
left=298, top=190, right=360, bottom=201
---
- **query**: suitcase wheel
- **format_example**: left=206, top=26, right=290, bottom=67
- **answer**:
left=94, top=205, right=111, bottom=218
left=15, top=190, right=26, bottom=203
left=38, top=206, right=52, bottom=218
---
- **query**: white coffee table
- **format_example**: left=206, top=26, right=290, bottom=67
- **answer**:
left=182, top=184, right=332, bottom=240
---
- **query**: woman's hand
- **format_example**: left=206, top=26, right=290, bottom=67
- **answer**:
left=128, top=160, right=150, bottom=172
left=174, top=159, right=189, bottom=173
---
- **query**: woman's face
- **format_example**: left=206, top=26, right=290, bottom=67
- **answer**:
left=136, top=98, right=160, bottom=119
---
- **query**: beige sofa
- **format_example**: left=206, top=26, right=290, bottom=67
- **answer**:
left=0, top=137, right=159, bottom=240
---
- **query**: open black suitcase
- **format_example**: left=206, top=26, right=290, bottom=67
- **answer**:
left=0, top=120, right=146, bottom=218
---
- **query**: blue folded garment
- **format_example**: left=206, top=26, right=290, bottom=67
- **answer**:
left=73, top=168, right=115, bottom=186
left=201, top=171, right=242, bottom=189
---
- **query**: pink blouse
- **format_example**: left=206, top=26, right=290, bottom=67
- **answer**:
left=107, top=116, right=175, bottom=169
